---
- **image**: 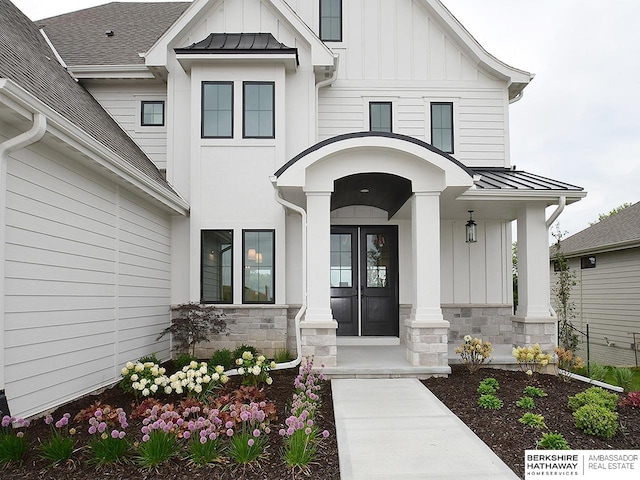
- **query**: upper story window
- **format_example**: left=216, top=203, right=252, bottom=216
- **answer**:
left=201, top=230, right=233, bottom=303
left=431, top=102, right=453, bottom=154
left=320, top=0, right=342, bottom=42
left=369, top=102, right=392, bottom=133
left=141, top=101, right=164, bottom=126
left=581, top=256, right=596, bottom=269
left=202, top=82, right=233, bottom=138
left=243, top=82, right=274, bottom=138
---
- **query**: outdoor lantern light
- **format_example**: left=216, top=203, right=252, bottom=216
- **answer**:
left=465, top=210, right=477, bottom=243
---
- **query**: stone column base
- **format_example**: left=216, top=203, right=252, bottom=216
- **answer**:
left=404, top=319, right=450, bottom=366
left=300, top=320, right=338, bottom=367
left=512, top=316, right=556, bottom=353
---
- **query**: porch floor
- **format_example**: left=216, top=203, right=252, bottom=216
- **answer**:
left=321, top=343, right=517, bottom=378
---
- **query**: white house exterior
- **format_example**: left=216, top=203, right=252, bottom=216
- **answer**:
left=550, top=202, right=640, bottom=367
left=1, top=0, right=585, bottom=418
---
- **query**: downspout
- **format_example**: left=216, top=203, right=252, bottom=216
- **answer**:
left=270, top=179, right=307, bottom=371
left=315, top=54, right=339, bottom=141
left=0, top=112, right=47, bottom=415
left=546, top=195, right=566, bottom=229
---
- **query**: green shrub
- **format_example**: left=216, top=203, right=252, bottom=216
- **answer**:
left=523, top=386, right=547, bottom=398
left=210, top=348, right=235, bottom=370
left=567, top=386, right=619, bottom=412
left=477, top=378, right=499, bottom=395
left=233, top=344, right=257, bottom=360
left=612, top=367, right=634, bottom=392
left=519, top=413, right=546, bottom=429
left=537, top=432, right=569, bottom=450
left=573, top=404, right=618, bottom=439
left=174, top=353, right=197, bottom=371
left=589, top=363, right=608, bottom=382
left=516, top=396, right=535, bottom=409
left=138, top=353, right=159, bottom=364
left=478, top=394, right=503, bottom=410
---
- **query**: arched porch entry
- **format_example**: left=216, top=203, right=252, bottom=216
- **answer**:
left=274, top=132, right=474, bottom=368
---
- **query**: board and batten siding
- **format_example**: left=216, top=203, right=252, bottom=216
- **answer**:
left=3, top=143, right=172, bottom=419
left=84, top=82, right=168, bottom=171
left=550, top=250, right=640, bottom=366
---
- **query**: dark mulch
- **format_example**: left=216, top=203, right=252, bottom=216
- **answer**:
left=1, top=367, right=339, bottom=480
left=423, top=366, right=640, bottom=479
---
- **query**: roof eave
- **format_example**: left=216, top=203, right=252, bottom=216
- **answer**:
left=175, top=52, right=299, bottom=72
left=462, top=189, right=587, bottom=203
left=0, top=79, right=189, bottom=216
left=552, top=239, right=640, bottom=259
left=68, top=64, right=155, bottom=79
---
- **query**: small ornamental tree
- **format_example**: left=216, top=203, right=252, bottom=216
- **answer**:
left=158, top=303, right=227, bottom=357
left=551, top=226, right=579, bottom=352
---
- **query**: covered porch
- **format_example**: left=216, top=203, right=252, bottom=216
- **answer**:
left=273, top=132, right=586, bottom=374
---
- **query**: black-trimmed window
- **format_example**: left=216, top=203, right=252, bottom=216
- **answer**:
left=202, top=82, right=233, bottom=138
left=243, top=230, right=275, bottom=303
left=201, top=230, right=233, bottom=303
left=141, top=101, right=164, bottom=126
left=431, top=102, right=453, bottom=153
left=581, top=256, right=596, bottom=269
left=243, top=82, right=274, bottom=138
left=320, top=0, right=342, bottom=42
left=369, top=102, right=392, bottom=133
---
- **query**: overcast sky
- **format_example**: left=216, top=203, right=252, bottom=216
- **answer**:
left=10, top=0, right=640, bottom=239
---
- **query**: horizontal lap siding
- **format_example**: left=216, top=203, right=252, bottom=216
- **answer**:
left=4, top=147, right=172, bottom=418
left=557, top=251, right=640, bottom=366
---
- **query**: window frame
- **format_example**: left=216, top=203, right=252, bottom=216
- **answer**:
left=201, top=230, right=234, bottom=304
left=369, top=101, right=393, bottom=133
left=320, top=0, right=342, bottom=42
left=430, top=102, right=454, bottom=154
left=141, top=100, right=165, bottom=127
left=581, top=256, right=596, bottom=269
left=242, top=82, right=275, bottom=139
left=201, top=81, right=234, bottom=139
left=242, top=229, right=276, bottom=304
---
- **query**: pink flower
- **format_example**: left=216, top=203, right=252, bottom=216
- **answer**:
left=248, top=439, right=254, bottom=447
left=183, top=431, right=191, bottom=440
left=226, top=428, right=234, bottom=437
left=118, top=431, right=126, bottom=439
left=111, top=430, right=119, bottom=439
left=305, top=427, right=312, bottom=435
left=200, top=436, right=207, bottom=444
left=253, top=429, right=260, bottom=438
left=88, top=425, right=97, bottom=435
left=142, top=434, right=150, bottom=442
left=322, top=430, right=330, bottom=438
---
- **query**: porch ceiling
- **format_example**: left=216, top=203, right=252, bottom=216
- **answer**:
left=331, top=173, right=412, bottom=219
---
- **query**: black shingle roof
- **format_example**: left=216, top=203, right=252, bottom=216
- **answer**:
left=37, top=2, right=190, bottom=66
left=0, top=0, right=176, bottom=195
left=553, top=201, right=640, bottom=256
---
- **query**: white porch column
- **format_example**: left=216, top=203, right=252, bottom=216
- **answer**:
left=406, top=192, right=449, bottom=367
left=514, top=203, right=556, bottom=351
left=301, top=191, right=337, bottom=366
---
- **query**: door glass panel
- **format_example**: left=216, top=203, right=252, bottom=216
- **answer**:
left=366, top=234, right=389, bottom=288
left=330, top=233, right=352, bottom=287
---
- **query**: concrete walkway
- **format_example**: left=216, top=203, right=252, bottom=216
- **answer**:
left=332, top=378, right=519, bottom=480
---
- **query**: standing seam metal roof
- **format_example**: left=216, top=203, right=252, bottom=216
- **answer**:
left=473, top=168, right=583, bottom=191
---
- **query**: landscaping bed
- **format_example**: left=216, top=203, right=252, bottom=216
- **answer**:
left=1, top=366, right=339, bottom=480
left=423, top=365, right=640, bottom=479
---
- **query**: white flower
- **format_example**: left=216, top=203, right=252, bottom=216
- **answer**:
left=212, top=373, right=220, bottom=381
left=236, top=358, right=243, bottom=366
left=142, top=388, right=150, bottom=396
left=164, top=386, right=172, bottom=394
left=199, top=366, right=208, bottom=375
left=134, top=363, right=144, bottom=372
left=140, top=378, right=148, bottom=386
left=464, top=335, right=472, bottom=342
left=238, top=367, right=245, bottom=375
left=270, top=361, right=277, bottom=369
left=176, top=386, right=183, bottom=394
left=266, top=376, right=273, bottom=385
left=221, top=375, right=229, bottom=384
left=189, top=361, right=198, bottom=369
left=150, top=384, right=158, bottom=393
left=154, top=377, right=163, bottom=385
left=203, top=375, right=211, bottom=383
left=242, top=351, right=253, bottom=361
left=125, top=361, right=134, bottom=370
left=196, top=377, right=203, bottom=384
left=132, top=382, right=140, bottom=390
left=130, top=374, right=139, bottom=381
left=258, top=355, right=266, bottom=363
left=178, top=371, right=186, bottom=380
left=252, top=366, right=261, bottom=376
left=194, top=384, right=203, bottom=394
left=151, top=367, right=159, bottom=376
left=215, top=365, right=224, bottom=374
left=159, top=367, right=166, bottom=375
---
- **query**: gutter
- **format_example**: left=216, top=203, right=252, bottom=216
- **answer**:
left=0, top=112, right=48, bottom=416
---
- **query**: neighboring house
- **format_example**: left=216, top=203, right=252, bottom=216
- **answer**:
left=1, top=0, right=585, bottom=419
left=550, top=202, right=640, bottom=367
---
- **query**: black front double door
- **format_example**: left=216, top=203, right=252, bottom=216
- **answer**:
left=330, top=226, right=399, bottom=336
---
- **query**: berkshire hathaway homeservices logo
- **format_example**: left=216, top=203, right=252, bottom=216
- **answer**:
left=525, top=451, right=639, bottom=479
